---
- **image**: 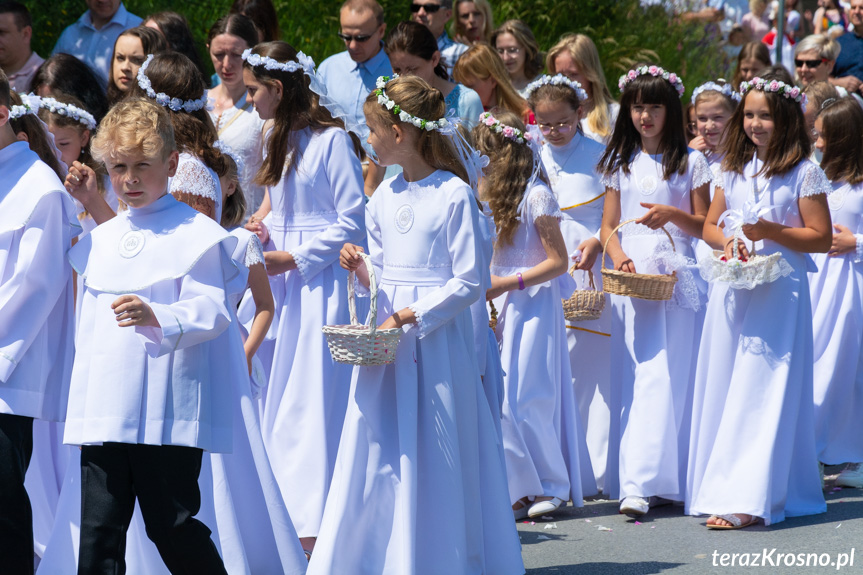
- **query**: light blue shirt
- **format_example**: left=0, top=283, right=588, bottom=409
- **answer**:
left=437, top=32, right=468, bottom=78
left=317, top=45, right=392, bottom=143
left=52, top=3, right=142, bottom=86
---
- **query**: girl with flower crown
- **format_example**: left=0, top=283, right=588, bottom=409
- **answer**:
left=476, top=107, right=594, bottom=520
left=689, top=80, right=741, bottom=264
left=686, top=72, right=831, bottom=529
left=598, top=64, right=712, bottom=518
left=809, top=98, right=863, bottom=490
left=527, top=74, right=610, bottom=493
left=241, top=41, right=367, bottom=558
left=311, top=75, right=522, bottom=574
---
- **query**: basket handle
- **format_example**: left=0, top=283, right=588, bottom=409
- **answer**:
left=347, top=251, right=379, bottom=336
left=569, top=263, right=597, bottom=290
left=730, top=230, right=758, bottom=259
left=601, top=218, right=676, bottom=271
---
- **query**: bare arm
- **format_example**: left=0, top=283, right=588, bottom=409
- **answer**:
left=487, top=215, right=568, bottom=299
left=637, top=182, right=710, bottom=239
left=243, top=262, right=274, bottom=373
left=740, top=194, right=832, bottom=254
left=599, top=186, right=635, bottom=273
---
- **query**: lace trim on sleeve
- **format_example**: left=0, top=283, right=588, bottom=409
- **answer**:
left=288, top=249, right=311, bottom=284
left=856, top=234, right=863, bottom=264
left=245, top=234, right=264, bottom=269
left=529, top=186, right=563, bottom=222
left=601, top=171, right=620, bottom=191
left=690, top=152, right=713, bottom=189
left=799, top=163, right=833, bottom=198
left=170, top=158, right=219, bottom=202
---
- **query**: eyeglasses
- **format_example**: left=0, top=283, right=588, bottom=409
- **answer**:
left=496, top=47, right=522, bottom=56
left=794, top=58, right=827, bottom=68
left=410, top=2, right=443, bottom=13
left=687, top=122, right=697, bottom=132
left=337, top=32, right=373, bottom=43
left=537, top=119, right=575, bottom=135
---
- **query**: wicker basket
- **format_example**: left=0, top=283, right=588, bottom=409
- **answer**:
left=700, top=235, right=793, bottom=290
left=322, top=252, right=402, bottom=366
left=601, top=218, right=678, bottom=301
left=562, top=266, right=605, bottom=321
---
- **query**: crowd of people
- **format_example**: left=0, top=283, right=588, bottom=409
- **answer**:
left=1, top=0, right=863, bottom=573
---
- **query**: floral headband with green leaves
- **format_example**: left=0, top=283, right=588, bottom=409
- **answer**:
left=373, top=76, right=456, bottom=133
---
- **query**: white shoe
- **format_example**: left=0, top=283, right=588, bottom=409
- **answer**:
left=836, top=462, right=863, bottom=488
left=619, top=496, right=649, bottom=517
left=528, top=497, right=564, bottom=518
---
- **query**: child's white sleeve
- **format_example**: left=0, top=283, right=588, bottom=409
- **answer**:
left=289, top=131, right=366, bottom=285
left=0, top=195, right=73, bottom=383
left=407, top=188, right=482, bottom=338
left=135, top=246, right=232, bottom=357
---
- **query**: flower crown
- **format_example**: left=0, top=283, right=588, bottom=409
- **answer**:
left=373, top=76, right=455, bottom=133
left=739, top=77, right=807, bottom=112
left=524, top=74, right=589, bottom=102
left=9, top=93, right=41, bottom=120
left=241, top=49, right=316, bottom=75
left=618, top=65, right=685, bottom=97
left=478, top=111, right=531, bottom=144
left=214, top=139, right=245, bottom=178
left=690, top=81, right=742, bottom=105
left=39, top=97, right=97, bottom=130
left=137, top=54, right=209, bottom=113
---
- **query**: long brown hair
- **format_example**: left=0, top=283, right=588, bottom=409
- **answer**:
left=721, top=73, right=811, bottom=178
left=491, top=20, right=544, bottom=80
left=363, top=75, right=470, bottom=185
left=244, top=41, right=355, bottom=187
left=8, top=92, right=66, bottom=180
left=453, top=43, right=529, bottom=119
left=472, top=110, right=546, bottom=245
left=731, top=42, right=771, bottom=90
left=108, top=26, right=168, bottom=104
left=818, top=97, right=863, bottom=185
left=131, top=52, right=227, bottom=178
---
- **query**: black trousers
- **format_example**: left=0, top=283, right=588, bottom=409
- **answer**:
left=0, top=413, right=34, bottom=575
left=78, top=443, right=228, bottom=575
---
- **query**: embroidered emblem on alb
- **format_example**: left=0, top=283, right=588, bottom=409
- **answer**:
left=639, top=176, right=658, bottom=195
left=395, top=204, right=414, bottom=234
left=828, top=187, right=846, bottom=212
left=119, top=230, right=146, bottom=258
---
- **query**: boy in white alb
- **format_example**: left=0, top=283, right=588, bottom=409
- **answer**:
left=0, top=68, right=78, bottom=575
left=63, top=98, right=241, bottom=575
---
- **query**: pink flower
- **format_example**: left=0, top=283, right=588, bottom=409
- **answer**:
left=502, top=126, right=514, bottom=138
left=668, top=73, right=678, bottom=84
left=769, top=80, right=780, bottom=91
left=648, top=65, right=659, bottom=75
left=628, top=70, right=637, bottom=80
left=483, top=115, right=496, bottom=127
left=789, top=87, right=800, bottom=98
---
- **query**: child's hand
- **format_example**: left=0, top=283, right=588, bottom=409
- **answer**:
left=65, top=162, right=99, bottom=204
left=741, top=218, right=774, bottom=243
left=339, top=244, right=365, bottom=271
left=612, top=254, right=636, bottom=274
left=573, top=238, right=601, bottom=270
left=689, top=135, right=708, bottom=152
left=111, top=295, right=160, bottom=328
left=245, top=220, right=269, bottom=244
left=637, top=203, right=677, bottom=229
left=486, top=275, right=511, bottom=300
left=723, top=237, right=750, bottom=260
left=829, top=224, right=857, bottom=256
left=264, top=250, right=296, bottom=275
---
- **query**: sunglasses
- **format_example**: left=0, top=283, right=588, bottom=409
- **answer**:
left=337, top=32, right=373, bottom=43
left=794, top=58, right=827, bottom=68
left=410, top=2, right=443, bottom=13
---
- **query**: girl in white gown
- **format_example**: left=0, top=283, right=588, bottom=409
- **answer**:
left=309, top=75, right=523, bottom=575
left=528, top=74, right=611, bottom=493
left=242, top=42, right=367, bottom=556
left=475, top=109, right=594, bottom=520
left=809, top=98, right=863, bottom=484
left=687, top=73, right=830, bottom=528
left=598, top=66, right=712, bottom=516
left=689, top=81, right=740, bottom=265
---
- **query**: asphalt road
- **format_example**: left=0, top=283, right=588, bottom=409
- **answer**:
left=518, top=467, right=863, bottom=575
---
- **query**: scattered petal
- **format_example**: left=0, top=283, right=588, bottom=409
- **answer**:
left=536, top=534, right=551, bottom=541
left=837, top=523, right=842, bottom=529
left=597, top=525, right=613, bottom=532
left=543, top=523, right=558, bottom=530
left=584, top=519, right=592, bottom=523
left=695, top=554, right=707, bottom=559
left=651, top=526, right=656, bottom=529
left=634, top=521, right=642, bottom=525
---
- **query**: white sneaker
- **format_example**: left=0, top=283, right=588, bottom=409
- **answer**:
left=836, top=463, right=863, bottom=488
left=619, top=496, right=649, bottom=517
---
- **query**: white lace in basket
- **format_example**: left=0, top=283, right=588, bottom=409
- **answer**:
left=698, top=235, right=793, bottom=290
left=322, top=252, right=402, bottom=366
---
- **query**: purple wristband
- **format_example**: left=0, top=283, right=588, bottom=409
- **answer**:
left=516, top=272, right=525, bottom=290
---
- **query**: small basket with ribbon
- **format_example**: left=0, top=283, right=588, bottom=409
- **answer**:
left=699, top=202, right=793, bottom=290
left=562, top=266, right=606, bottom=321
left=322, top=252, right=402, bottom=366
left=601, top=219, right=678, bottom=301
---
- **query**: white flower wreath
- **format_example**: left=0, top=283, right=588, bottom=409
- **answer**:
left=524, top=74, right=588, bottom=102
left=373, top=76, right=455, bottom=133
left=137, top=54, right=209, bottom=113
left=739, top=77, right=807, bottom=112
left=241, top=49, right=316, bottom=75
left=690, top=81, right=742, bottom=105
left=9, top=93, right=41, bottom=120
left=39, top=97, right=97, bottom=130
